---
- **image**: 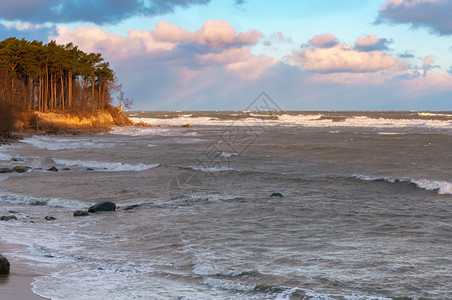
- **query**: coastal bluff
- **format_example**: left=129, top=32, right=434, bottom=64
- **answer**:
left=17, top=106, right=134, bottom=132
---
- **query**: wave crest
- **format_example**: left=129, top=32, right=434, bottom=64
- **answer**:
left=353, top=175, right=452, bottom=195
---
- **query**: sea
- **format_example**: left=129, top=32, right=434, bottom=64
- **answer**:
left=0, top=109, right=451, bottom=300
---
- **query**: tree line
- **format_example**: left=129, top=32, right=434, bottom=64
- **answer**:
left=0, top=37, right=131, bottom=114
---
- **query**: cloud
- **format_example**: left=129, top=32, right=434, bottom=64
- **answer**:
left=420, top=55, right=440, bottom=76
left=263, top=32, right=293, bottom=47
left=152, top=20, right=262, bottom=48
left=53, top=20, right=262, bottom=58
left=0, top=0, right=211, bottom=25
left=197, top=47, right=278, bottom=78
left=378, top=0, right=452, bottom=35
left=398, top=51, right=415, bottom=58
left=402, top=69, right=452, bottom=96
left=423, top=55, right=434, bottom=66
left=53, top=20, right=273, bottom=79
left=289, top=40, right=407, bottom=73
left=354, top=34, right=392, bottom=51
left=308, top=33, right=339, bottom=48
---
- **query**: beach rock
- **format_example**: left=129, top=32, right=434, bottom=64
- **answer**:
left=135, top=121, right=150, bottom=127
left=73, top=211, right=89, bottom=217
left=0, top=168, right=14, bottom=173
left=181, top=124, right=190, bottom=128
left=87, top=168, right=94, bottom=171
left=270, top=192, right=284, bottom=197
left=0, top=255, right=10, bottom=275
left=47, top=166, right=58, bottom=172
left=88, top=202, right=116, bottom=213
left=45, top=216, right=56, bottom=221
left=1, top=215, right=17, bottom=221
left=13, top=166, right=31, bottom=173
left=62, top=168, right=71, bottom=171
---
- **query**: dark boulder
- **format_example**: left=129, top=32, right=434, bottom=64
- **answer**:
left=45, top=216, right=56, bottom=221
left=13, top=166, right=31, bottom=173
left=0, top=168, right=14, bottom=174
left=73, top=211, right=89, bottom=217
left=1, top=215, right=17, bottom=221
left=0, top=254, right=10, bottom=275
left=270, top=193, right=284, bottom=197
left=87, top=168, right=94, bottom=171
left=62, top=168, right=71, bottom=171
left=88, top=202, right=116, bottom=213
left=47, top=166, right=58, bottom=172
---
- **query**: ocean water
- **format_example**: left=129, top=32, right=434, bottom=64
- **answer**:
left=0, top=110, right=451, bottom=300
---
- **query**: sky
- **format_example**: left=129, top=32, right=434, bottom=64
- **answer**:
left=0, top=0, right=451, bottom=111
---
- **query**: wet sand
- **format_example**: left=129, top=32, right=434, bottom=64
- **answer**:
left=0, top=243, right=49, bottom=300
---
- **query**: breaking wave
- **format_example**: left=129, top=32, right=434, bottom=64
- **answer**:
left=52, top=159, right=159, bottom=172
left=353, top=175, right=452, bottom=195
left=0, top=191, right=89, bottom=209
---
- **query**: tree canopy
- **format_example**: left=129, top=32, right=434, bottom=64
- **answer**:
left=0, top=37, right=129, bottom=113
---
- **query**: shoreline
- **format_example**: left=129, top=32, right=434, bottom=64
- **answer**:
left=0, top=241, right=49, bottom=300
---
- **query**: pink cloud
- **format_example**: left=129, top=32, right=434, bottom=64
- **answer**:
left=401, top=70, right=452, bottom=96
left=309, top=33, right=339, bottom=48
left=152, top=19, right=262, bottom=48
left=53, top=19, right=263, bottom=61
left=290, top=41, right=407, bottom=73
left=53, top=25, right=175, bottom=59
left=354, top=34, right=391, bottom=51
left=198, top=47, right=277, bottom=79
left=423, top=55, right=434, bottom=66
left=307, top=72, right=389, bottom=86
left=53, top=21, right=273, bottom=80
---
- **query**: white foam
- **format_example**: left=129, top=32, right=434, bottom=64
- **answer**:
left=22, top=136, right=113, bottom=151
left=220, top=152, right=239, bottom=158
left=189, top=166, right=234, bottom=172
left=52, top=159, right=159, bottom=172
left=193, top=263, right=243, bottom=277
left=0, top=191, right=89, bottom=209
left=128, top=114, right=452, bottom=131
left=411, top=179, right=452, bottom=195
left=418, top=112, right=452, bottom=117
left=353, top=175, right=452, bottom=195
left=202, top=277, right=256, bottom=292
left=377, top=132, right=402, bottom=135
left=109, top=126, right=198, bottom=137
left=0, top=152, right=12, bottom=161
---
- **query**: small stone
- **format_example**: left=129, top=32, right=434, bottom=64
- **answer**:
left=88, top=202, right=116, bottom=213
left=87, top=168, right=94, bottom=171
left=13, top=166, right=31, bottom=173
left=0, top=168, right=14, bottom=174
left=73, top=211, right=89, bottom=217
left=47, top=166, right=58, bottom=172
left=62, top=168, right=71, bottom=171
left=270, top=192, right=284, bottom=197
left=45, top=216, right=56, bottom=221
left=0, top=254, right=10, bottom=275
left=1, top=215, right=17, bottom=221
